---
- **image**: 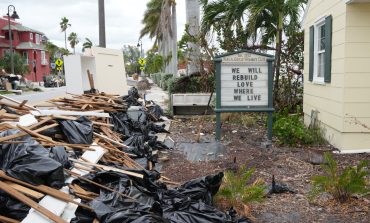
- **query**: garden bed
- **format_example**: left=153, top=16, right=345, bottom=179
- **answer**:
left=161, top=116, right=370, bottom=223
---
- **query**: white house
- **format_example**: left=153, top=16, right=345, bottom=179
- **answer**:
left=303, top=0, right=370, bottom=152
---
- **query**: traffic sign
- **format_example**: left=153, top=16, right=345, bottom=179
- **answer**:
left=140, top=66, right=145, bottom=71
left=56, top=67, right=62, bottom=71
left=50, top=63, right=56, bottom=69
left=55, top=59, right=63, bottom=67
left=138, top=58, right=146, bottom=66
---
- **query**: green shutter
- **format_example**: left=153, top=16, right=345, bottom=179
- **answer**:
left=324, top=15, right=332, bottom=83
left=309, top=26, right=314, bottom=82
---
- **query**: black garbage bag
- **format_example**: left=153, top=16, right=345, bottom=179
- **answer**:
left=124, top=134, right=147, bottom=156
left=49, top=146, right=72, bottom=169
left=58, top=116, right=93, bottom=144
left=147, top=103, right=165, bottom=120
left=127, top=108, right=148, bottom=124
left=72, top=170, right=246, bottom=223
left=110, top=112, right=131, bottom=137
left=159, top=172, right=224, bottom=208
left=163, top=199, right=237, bottom=223
left=70, top=206, right=97, bottom=223
left=0, top=191, right=30, bottom=220
left=146, top=123, right=170, bottom=134
left=0, top=129, right=65, bottom=188
left=267, top=175, right=296, bottom=195
left=128, top=87, right=140, bottom=99
left=122, top=87, right=141, bottom=107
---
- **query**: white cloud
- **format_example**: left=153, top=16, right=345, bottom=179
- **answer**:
left=0, top=0, right=187, bottom=53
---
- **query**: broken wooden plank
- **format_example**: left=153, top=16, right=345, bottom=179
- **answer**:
left=0, top=95, right=38, bottom=111
left=5, top=181, right=44, bottom=200
left=0, top=181, right=66, bottom=223
left=0, top=123, right=59, bottom=143
left=69, top=158, right=144, bottom=179
left=30, top=110, right=110, bottom=118
left=93, top=132, right=129, bottom=148
left=0, top=171, right=92, bottom=211
left=0, top=215, right=20, bottom=223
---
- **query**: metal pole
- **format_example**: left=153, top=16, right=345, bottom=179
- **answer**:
left=8, top=5, right=14, bottom=74
left=98, top=0, right=106, bottom=47
left=215, top=58, right=222, bottom=141
left=267, top=58, right=274, bottom=141
left=140, top=42, right=143, bottom=58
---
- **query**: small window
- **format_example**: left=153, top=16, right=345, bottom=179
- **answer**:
left=41, top=51, right=47, bottom=65
left=313, top=19, right=326, bottom=83
left=35, top=34, right=40, bottom=45
left=30, top=33, right=33, bottom=40
left=23, top=51, right=29, bottom=64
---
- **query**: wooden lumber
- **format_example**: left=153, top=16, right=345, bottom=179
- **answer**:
left=5, top=181, right=44, bottom=199
left=0, top=94, right=38, bottom=111
left=0, top=181, right=66, bottom=223
left=93, top=132, right=129, bottom=148
left=67, top=169, right=135, bottom=200
left=0, top=215, right=20, bottom=223
left=0, top=95, right=38, bottom=111
left=0, top=123, right=58, bottom=143
left=16, top=125, right=54, bottom=143
left=69, top=158, right=144, bottom=179
left=0, top=171, right=93, bottom=211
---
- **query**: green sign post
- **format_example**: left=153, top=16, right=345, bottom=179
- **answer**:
left=215, top=50, right=274, bottom=143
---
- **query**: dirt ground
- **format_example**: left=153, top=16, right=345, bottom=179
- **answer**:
left=160, top=116, right=370, bottom=223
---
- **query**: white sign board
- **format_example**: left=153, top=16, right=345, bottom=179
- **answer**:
left=221, top=52, right=269, bottom=107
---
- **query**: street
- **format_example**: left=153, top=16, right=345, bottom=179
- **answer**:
left=8, top=87, right=67, bottom=105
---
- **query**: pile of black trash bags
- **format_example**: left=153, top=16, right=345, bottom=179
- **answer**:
left=111, top=87, right=170, bottom=168
left=71, top=171, right=251, bottom=223
left=0, top=129, right=68, bottom=219
left=0, top=87, right=251, bottom=222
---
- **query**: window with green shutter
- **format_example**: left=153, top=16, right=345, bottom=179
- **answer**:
left=309, top=15, right=332, bottom=84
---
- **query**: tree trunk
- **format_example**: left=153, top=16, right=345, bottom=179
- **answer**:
left=171, top=3, right=178, bottom=76
left=274, top=13, right=283, bottom=103
left=64, top=31, right=67, bottom=49
left=98, top=0, right=106, bottom=47
left=185, top=0, right=201, bottom=75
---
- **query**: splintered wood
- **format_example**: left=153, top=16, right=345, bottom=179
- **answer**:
left=49, top=93, right=127, bottom=113
left=0, top=92, right=175, bottom=221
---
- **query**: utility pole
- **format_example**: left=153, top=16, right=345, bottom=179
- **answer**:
left=98, top=0, right=106, bottom=47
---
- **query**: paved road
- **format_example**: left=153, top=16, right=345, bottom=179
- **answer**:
left=7, top=87, right=67, bottom=105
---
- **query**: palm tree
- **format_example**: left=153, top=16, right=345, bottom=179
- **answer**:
left=185, top=0, right=201, bottom=75
left=140, top=0, right=162, bottom=44
left=60, top=17, right=71, bottom=49
left=200, top=0, right=306, bottom=93
left=68, top=32, right=79, bottom=54
left=246, top=0, right=307, bottom=91
left=140, top=0, right=177, bottom=75
left=82, top=38, right=93, bottom=52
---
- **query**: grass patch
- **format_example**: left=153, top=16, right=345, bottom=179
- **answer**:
left=0, top=91, right=14, bottom=95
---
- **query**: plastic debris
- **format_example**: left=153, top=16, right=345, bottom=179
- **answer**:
left=58, top=116, right=93, bottom=144
left=0, top=129, right=65, bottom=189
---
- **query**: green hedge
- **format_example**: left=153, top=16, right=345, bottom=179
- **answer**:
left=160, top=73, right=173, bottom=90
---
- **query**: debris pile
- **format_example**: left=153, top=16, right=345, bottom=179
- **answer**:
left=0, top=88, right=247, bottom=223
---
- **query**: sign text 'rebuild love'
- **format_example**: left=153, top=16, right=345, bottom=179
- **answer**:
left=220, top=53, right=268, bottom=107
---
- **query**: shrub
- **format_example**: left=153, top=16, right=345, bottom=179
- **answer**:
left=160, top=73, right=173, bottom=90
left=310, top=153, right=370, bottom=203
left=273, top=114, right=324, bottom=146
left=215, top=165, right=265, bottom=215
left=169, top=74, right=215, bottom=94
left=167, top=76, right=179, bottom=96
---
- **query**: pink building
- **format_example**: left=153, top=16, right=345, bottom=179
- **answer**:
left=0, top=16, right=50, bottom=82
